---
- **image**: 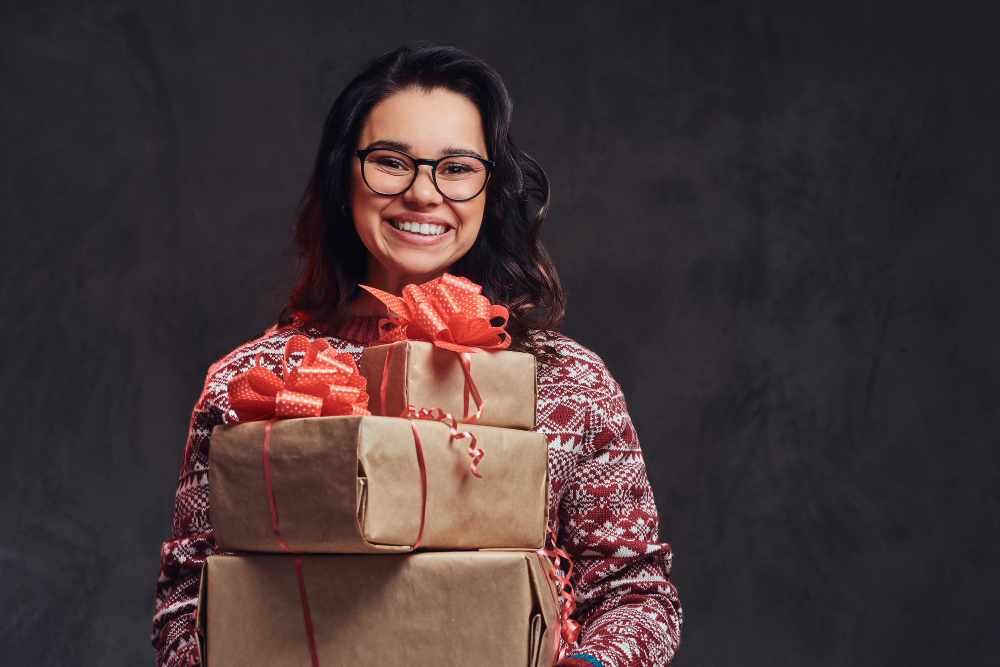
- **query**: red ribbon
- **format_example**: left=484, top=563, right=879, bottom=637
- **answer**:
left=535, top=525, right=582, bottom=664
left=225, top=334, right=375, bottom=667
left=403, top=410, right=429, bottom=550
left=456, top=351, right=485, bottom=424
left=263, top=417, right=320, bottom=667
left=252, top=379, right=430, bottom=667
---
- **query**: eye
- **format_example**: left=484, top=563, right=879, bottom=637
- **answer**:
left=437, top=158, right=482, bottom=180
left=442, top=162, right=473, bottom=174
left=375, top=157, right=405, bottom=169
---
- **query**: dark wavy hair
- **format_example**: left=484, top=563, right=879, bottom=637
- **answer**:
left=276, top=40, right=566, bottom=361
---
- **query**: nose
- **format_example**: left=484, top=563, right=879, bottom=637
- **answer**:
left=403, top=164, right=444, bottom=207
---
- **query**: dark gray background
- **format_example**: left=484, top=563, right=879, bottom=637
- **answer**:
left=2, top=1, right=997, bottom=665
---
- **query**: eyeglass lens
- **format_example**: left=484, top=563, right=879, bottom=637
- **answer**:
left=361, top=149, right=487, bottom=200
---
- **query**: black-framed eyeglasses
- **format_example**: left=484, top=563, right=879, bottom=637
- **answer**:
left=354, top=148, right=495, bottom=202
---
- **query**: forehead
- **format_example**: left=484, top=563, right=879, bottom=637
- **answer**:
left=359, top=87, right=487, bottom=157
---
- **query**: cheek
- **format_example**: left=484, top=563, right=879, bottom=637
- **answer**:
left=350, top=186, right=383, bottom=237
left=458, top=203, right=487, bottom=242
left=349, top=171, right=373, bottom=212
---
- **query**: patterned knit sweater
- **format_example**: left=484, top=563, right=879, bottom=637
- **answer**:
left=151, top=313, right=683, bottom=666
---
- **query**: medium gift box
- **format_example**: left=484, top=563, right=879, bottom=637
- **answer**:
left=193, top=550, right=560, bottom=667
left=209, top=414, right=550, bottom=553
left=360, top=339, right=537, bottom=429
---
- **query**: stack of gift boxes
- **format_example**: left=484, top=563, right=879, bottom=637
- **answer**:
left=192, top=276, right=570, bottom=666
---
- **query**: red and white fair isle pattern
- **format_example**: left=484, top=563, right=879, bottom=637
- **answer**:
left=151, top=314, right=683, bottom=667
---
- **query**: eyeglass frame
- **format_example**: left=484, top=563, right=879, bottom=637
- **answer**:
left=353, top=147, right=496, bottom=202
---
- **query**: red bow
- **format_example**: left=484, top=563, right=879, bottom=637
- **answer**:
left=359, top=272, right=511, bottom=353
left=227, top=334, right=370, bottom=421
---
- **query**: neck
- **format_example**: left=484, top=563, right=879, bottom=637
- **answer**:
left=349, top=257, right=448, bottom=316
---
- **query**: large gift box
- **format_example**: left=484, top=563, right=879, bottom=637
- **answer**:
left=194, top=550, right=559, bottom=667
left=209, top=414, right=550, bottom=552
left=360, top=340, right=537, bottom=429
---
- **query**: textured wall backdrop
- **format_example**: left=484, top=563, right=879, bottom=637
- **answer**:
left=2, top=1, right=998, bottom=665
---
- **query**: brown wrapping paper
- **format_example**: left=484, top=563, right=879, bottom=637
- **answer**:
left=209, top=415, right=549, bottom=553
left=360, top=340, right=537, bottom=429
left=194, top=551, right=559, bottom=667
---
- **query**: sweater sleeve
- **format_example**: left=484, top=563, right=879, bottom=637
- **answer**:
left=554, top=357, right=683, bottom=667
left=150, top=368, right=227, bottom=667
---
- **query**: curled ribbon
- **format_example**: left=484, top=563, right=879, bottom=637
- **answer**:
left=535, top=525, right=582, bottom=664
left=404, top=403, right=484, bottom=477
left=227, top=334, right=371, bottom=422
left=360, top=272, right=510, bottom=424
left=225, top=334, right=374, bottom=667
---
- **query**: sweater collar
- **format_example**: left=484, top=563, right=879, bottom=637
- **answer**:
left=291, top=311, right=383, bottom=346
left=331, top=313, right=383, bottom=345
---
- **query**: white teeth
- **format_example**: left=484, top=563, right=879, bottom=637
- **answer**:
left=390, top=220, right=449, bottom=236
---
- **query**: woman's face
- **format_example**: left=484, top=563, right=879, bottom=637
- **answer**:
left=349, top=87, right=490, bottom=289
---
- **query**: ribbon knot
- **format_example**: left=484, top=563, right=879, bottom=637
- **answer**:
left=227, top=334, right=371, bottom=421
left=359, top=272, right=511, bottom=353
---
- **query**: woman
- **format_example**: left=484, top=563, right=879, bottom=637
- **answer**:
left=151, top=40, right=682, bottom=667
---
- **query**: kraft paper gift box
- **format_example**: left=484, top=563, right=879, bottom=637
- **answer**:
left=359, top=340, right=537, bottom=429
left=209, top=414, right=550, bottom=553
left=193, top=550, right=559, bottom=667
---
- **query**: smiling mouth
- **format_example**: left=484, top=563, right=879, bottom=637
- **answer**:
left=387, top=219, right=451, bottom=236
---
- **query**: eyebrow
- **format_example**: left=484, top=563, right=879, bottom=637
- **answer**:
left=363, top=139, right=486, bottom=160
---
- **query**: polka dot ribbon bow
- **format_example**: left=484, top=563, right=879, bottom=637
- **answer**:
left=358, top=272, right=511, bottom=353
left=227, top=334, right=371, bottom=421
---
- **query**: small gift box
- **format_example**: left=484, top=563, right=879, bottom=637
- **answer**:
left=358, top=272, right=537, bottom=429
left=194, top=550, right=560, bottom=667
left=360, top=339, right=537, bottom=429
left=209, top=414, right=550, bottom=553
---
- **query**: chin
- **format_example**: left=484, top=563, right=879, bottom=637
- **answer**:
left=389, top=256, right=451, bottom=278
left=403, top=264, right=452, bottom=279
